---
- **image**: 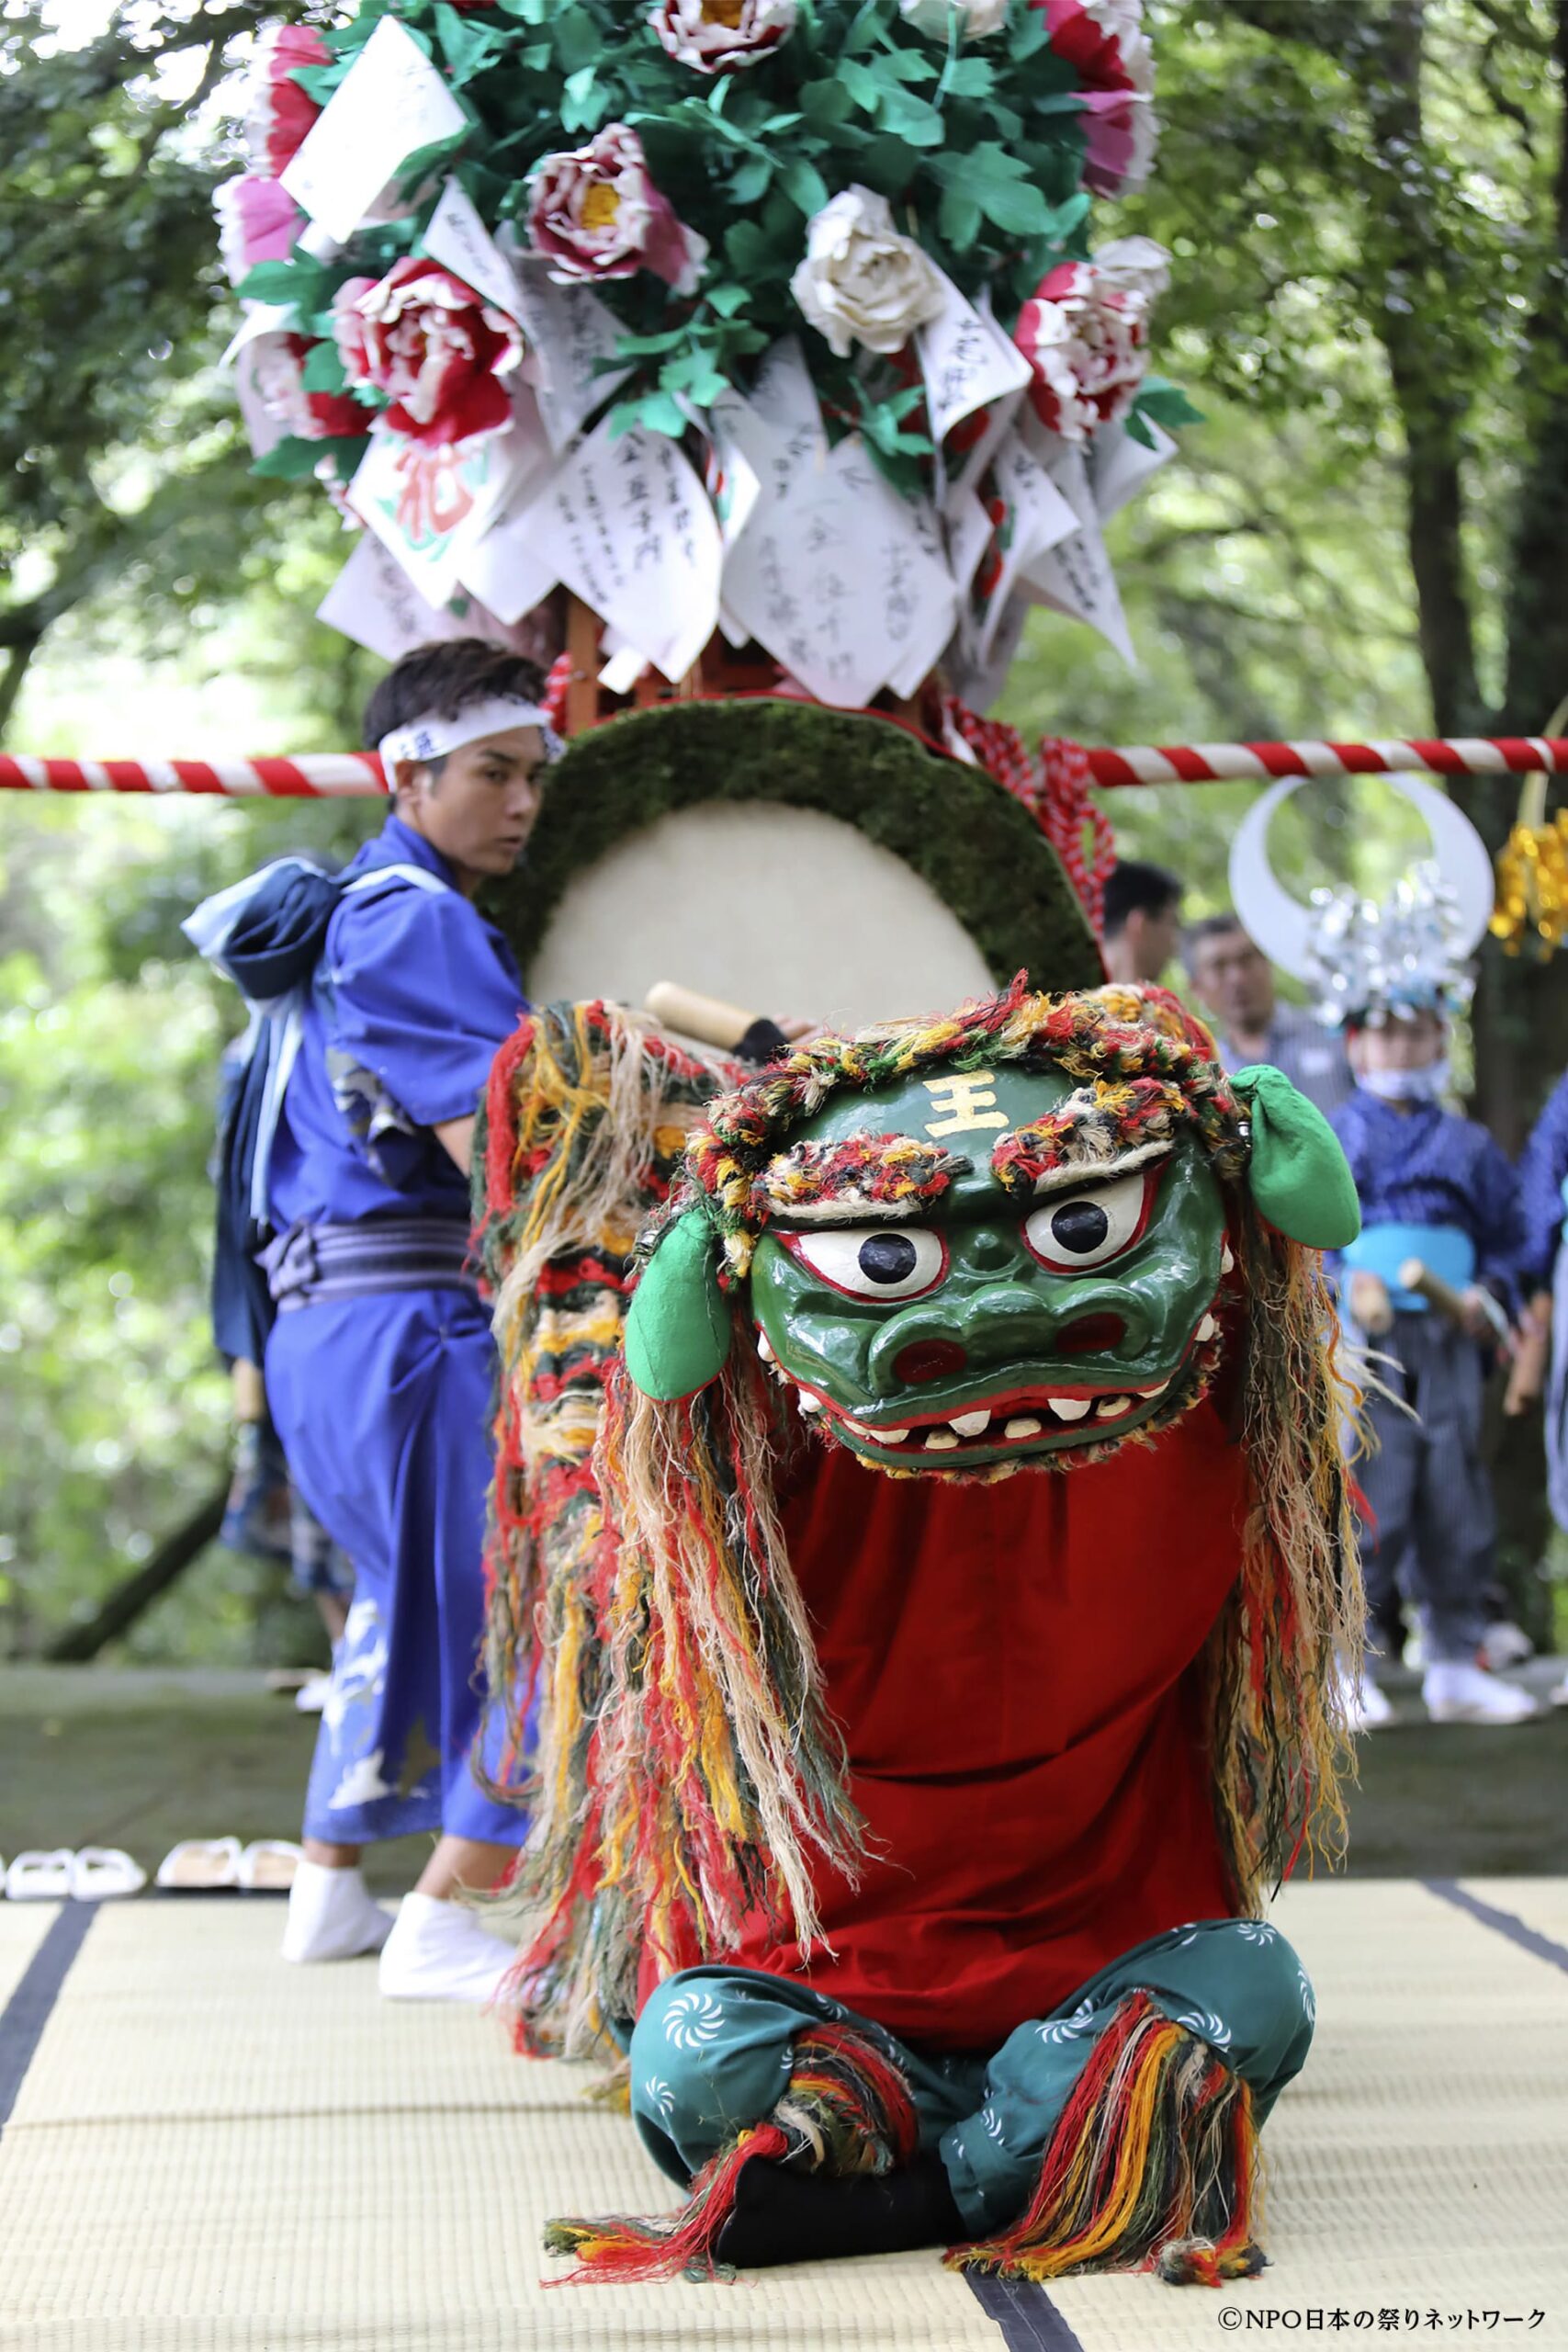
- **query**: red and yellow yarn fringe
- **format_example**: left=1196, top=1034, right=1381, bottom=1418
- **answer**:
left=949, top=1994, right=1265, bottom=2288
left=544, top=2022, right=917, bottom=2285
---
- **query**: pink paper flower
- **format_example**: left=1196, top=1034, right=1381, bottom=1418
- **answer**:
left=1035, top=0, right=1156, bottom=196
left=1013, top=238, right=1169, bottom=443
left=525, top=124, right=708, bottom=293
left=244, top=24, right=330, bottom=178
left=253, top=334, right=370, bottom=443
left=650, top=0, right=796, bottom=74
left=332, top=258, right=524, bottom=448
left=214, top=174, right=307, bottom=288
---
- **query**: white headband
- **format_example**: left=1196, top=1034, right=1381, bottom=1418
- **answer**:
left=378, top=695, right=562, bottom=779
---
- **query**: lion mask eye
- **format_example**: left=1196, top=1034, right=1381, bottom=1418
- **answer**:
left=1022, top=1170, right=1152, bottom=1273
left=784, top=1226, right=947, bottom=1301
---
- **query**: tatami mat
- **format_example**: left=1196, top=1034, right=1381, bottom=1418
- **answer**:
left=0, top=1883, right=1564, bottom=2350
left=0, top=1897, right=57, bottom=2010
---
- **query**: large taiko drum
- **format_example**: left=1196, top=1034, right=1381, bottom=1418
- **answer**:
left=486, top=700, right=1102, bottom=1031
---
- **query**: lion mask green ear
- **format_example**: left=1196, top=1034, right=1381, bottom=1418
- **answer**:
left=623, top=1210, right=733, bottom=1400
left=1231, top=1064, right=1361, bottom=1250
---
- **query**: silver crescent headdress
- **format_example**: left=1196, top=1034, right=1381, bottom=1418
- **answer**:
left=1228, top=775, right=1495, bottom=1029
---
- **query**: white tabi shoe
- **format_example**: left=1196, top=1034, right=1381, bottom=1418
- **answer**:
left=280, top=1859, right=393, bottom=1962
left=1422, top=1661, right=1543, bottom=1726
left=378, top=1892, right=515, bottom=2004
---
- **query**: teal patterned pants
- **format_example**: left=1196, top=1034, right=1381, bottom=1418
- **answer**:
left=628, top=1917, right=1314, bottom=2236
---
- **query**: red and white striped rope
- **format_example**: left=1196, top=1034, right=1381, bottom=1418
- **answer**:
left=1, top=736, right=1562, bottom=799
left=1083, top=737, right=1565, bottom=787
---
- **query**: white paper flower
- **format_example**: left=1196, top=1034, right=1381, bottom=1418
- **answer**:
left=789, top=187, right=946, bottom=359
left=651, top=0, right=796, bottom=73
left=899, top=0, right=1009, bottom=40
left=1013, top=235, right=1169, bottom=443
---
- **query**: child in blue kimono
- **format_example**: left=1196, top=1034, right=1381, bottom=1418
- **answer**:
left=1332, top=1005, right=1539, bottom=1728
left=190, top=639, right=558, bottom=1999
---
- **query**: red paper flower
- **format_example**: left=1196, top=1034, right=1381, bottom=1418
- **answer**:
left=650, top=0, right=796, bottom=74
left=332, top=257, right=524, bottom=448
left=244, top=24, right=330, bottom=179
left=525, top=123, right=708, bottom=293
left=254, top=334, right=370, bottom=443
left=1013, top=239, right=1168, bottom=442
left=1034, top=0, right=1156, bottom=196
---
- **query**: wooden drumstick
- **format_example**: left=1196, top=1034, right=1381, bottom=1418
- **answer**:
left=1396, top=1257, right=1471, bottom=1327
left=645, top=980, right=761, bottom=1049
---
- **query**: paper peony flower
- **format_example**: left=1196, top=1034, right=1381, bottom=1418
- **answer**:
left=214, top=174, right=307, bottom=288
left=651, top=0, right=796, bottom=72
left=899, top=0, right=1008, bottom=39
left=1013, top=237, right=1169, bottom=442
left=253, top=334, right=370, bottom=443
left=244, top=23, right=329, bottom=178
left=332, top=258, right=524, bottom=448
left=1036, top=0, right=1156, bottom=195
left=525, top=124, right=709, bottom=293
left=789, top=186, right=946, bottom=359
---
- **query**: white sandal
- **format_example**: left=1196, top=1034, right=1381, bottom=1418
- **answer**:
left=69, top=1848, right=147, bottom=1902
left=6, top=1849, right=74, bottom=1901
left=238, top=1839, right=302, bottom=1893
left=154, top=1837, right=243, bottom=1892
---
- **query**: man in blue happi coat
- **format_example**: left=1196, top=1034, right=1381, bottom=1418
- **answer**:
left=190, top=638, right=558, bottom=1998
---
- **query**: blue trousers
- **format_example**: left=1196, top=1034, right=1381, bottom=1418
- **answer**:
left=629, top=1919, right=1314, bottom=2237
left=1350, top=1309, right=1495, bottom=1663
left=266, top=1285, right=529, bottom=1847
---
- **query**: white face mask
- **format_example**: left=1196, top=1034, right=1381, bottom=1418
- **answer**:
left=1359, top=1056, right=1450, bottom=1103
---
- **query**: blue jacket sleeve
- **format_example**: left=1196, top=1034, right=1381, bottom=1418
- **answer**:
left=1471, top=1127, right=1526, bottom=1310
left=1516, top=1072, right=1568, bottom=1293
left=327, top=885, right=526, bottom=1129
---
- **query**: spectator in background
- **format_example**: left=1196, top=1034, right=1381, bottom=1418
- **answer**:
left=1182, top=913, right=1354, bottom=1116
left=1505, top=1070, right=1568, bottom=1709
left=1100, top=860, right=1183, bottom=984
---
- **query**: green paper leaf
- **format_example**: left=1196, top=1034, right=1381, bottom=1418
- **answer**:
left=433, top=1, right=495, bottom=84
left=238, top=255, right=329, bottom=311
left=615, top=390, right=689, bottom=439
left=725, top=219, right=775, bottom=277
left=801, top=79, right=854, bottom=128
left=705, top=282, right=750, bottom=318
left=878, top=50, right=940, bottom=83
left=874, top=85, right=946, bottom=146
left=299, top=340, right=348, bottom=395
left=940, top=56, right=995, bottom=96
left=938, top=182, right=983, bottom=253
left=251, top=435, right=329, bottom=481
left=1122, top=409, right=1156, bottom=449
left=1134, top=377, right=1205, bottom=429
left=394, top=129, right=470, bottom=197
left=553, top=7, right=602, bottom=72
left=729, top=153, right=773, bottom=205
left=779, top=154, right=831, bottom=216
left=977, top=176, right=1050, bottom=234
left=838, top=57, right=883, bottom=109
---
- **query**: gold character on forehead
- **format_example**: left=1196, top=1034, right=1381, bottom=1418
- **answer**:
left=921, top=1074, right=1010, bottom=1138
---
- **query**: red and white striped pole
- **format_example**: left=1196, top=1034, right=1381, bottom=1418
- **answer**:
left=0, top=737, right=1562, bottom=798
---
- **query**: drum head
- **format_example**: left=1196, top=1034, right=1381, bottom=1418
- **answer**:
left=486, top=698, right=1102, bottom=1033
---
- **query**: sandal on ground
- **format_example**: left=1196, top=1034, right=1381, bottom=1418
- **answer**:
left=69, top=1848, right=147, bottom=1902
left=154, top=1837, right=243, bottom=1892
left=6, top=1849, right=75, bottom=1901
left=238, top=1839, right=302, bottom=1893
